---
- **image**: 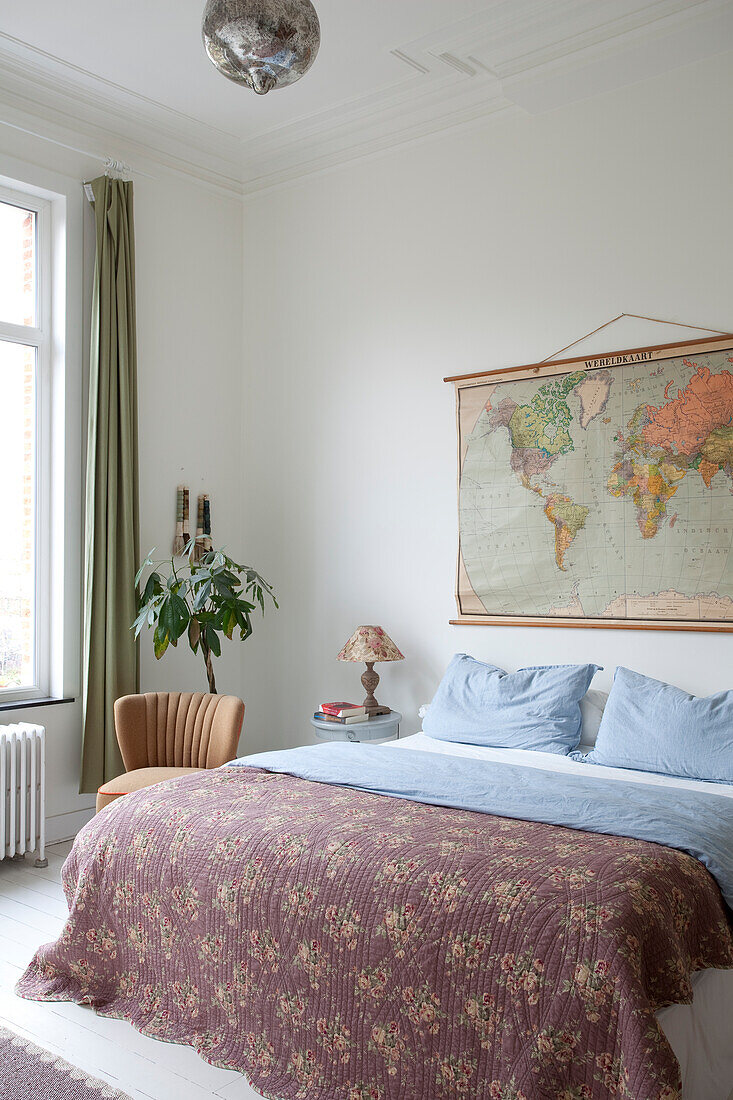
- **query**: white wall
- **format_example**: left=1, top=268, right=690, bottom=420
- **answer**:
left=2, top=45, right=733, bottom=831
left=239, top=49, right=733, bottom=752
left=0, top=126, right=244, bottom=837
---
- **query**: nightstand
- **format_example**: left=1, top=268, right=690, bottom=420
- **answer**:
left=311, top=710, right=402, bottom=743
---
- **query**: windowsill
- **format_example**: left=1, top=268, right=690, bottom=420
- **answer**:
left=0, top=696, right=75, bottom=713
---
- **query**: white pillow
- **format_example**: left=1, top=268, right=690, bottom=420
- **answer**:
left=578, top=689, right=608, bottom=748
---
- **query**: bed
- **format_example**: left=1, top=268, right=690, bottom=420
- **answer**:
left=16, top=732, right=733, bottom=1100
left=391, top=734, right=733, bottom=1100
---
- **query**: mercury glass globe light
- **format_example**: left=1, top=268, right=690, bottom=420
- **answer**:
left=202, top=0, right=321, bottom=96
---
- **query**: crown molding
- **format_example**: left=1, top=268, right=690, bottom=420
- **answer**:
left=0, top=0, right=730, bottom=198
left=406, top=0, right=708, bottom=78
left=240, top=96, right=515, bottom=196
left=497, top=0, right=733, bottom=114
left=239, top=67, right=510, bottom=192
left=0, top=33, right=246, bottom=198
left=237, top=0, right=733, bottom=192
left=0, top=102, right=245, bottom=201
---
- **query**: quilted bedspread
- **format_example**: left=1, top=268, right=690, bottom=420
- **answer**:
left=17, top=767, right=733, bottom=1100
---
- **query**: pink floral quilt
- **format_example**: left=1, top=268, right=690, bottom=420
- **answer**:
left=17, top=767, right=733, bottom=1100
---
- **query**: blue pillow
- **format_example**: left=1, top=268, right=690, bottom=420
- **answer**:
left=580, top=667, right=733, bottom=783
left=423, top=654, right=601, bottom=755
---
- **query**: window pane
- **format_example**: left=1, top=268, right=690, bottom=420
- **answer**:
left=0, top=340, right=35, bottom=690
left=0, top=201, right=36, bottom=327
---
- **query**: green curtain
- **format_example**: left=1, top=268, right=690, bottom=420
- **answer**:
left=80, top=176, right=140, bottom=793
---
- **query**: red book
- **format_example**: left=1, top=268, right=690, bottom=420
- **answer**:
left=320, top=701, right=366, bottom=718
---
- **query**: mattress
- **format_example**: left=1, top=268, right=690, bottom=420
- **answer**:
left=387, top=731, right=733, bottom=798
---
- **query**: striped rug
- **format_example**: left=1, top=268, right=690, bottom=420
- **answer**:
left=0, top=1023, right=132, bottom=1099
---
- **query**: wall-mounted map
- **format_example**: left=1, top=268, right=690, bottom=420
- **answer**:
left=448, top=336, right=733, bottom=630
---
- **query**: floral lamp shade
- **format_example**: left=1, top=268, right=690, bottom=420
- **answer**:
left=337, top=626, right=403, bottom=717
left=337, top=626, right=404, bottom=664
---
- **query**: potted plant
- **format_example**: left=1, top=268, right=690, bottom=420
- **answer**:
left=134, top=543, right=277, bottom=693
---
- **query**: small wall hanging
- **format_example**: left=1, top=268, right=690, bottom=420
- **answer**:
left=203, top=494, right=212, bottom=553
left=173, top=485, right=208, bottom=558
left=192, top=494, right=204, bottom=562
left=173, top=486, right=192, bottom=555
left=183, top=492, right=214, bottom=562
left=173, top=486, right=184, bottom=555
left=183, top=487, right=191, bottom=548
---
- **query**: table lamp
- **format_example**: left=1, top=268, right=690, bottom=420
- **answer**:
left=337, top=626, right=404, bottom=717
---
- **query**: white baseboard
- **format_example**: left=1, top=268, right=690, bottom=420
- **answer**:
left=46, top=806, right=95, bottom=844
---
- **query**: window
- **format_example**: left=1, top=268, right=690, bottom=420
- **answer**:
left=0, top=187, right=51, bottom=701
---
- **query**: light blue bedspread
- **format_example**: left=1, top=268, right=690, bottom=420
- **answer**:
left=230, top=742, right=733, bottom=909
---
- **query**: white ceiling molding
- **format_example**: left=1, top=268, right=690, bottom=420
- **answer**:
left=239, top=0, right=733, bottom=193
left=0, top=33, right=245, bottom=198
left=0, top=0, right=731, bottom=198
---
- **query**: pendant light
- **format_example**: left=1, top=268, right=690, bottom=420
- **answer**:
left=202, top=0, right=321, bottom=96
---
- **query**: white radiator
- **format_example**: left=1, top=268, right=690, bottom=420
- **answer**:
left=0, top=723, right=46, bottom=867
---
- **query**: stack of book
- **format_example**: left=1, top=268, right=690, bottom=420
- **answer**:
left=315, top=702, right=369, bottom=725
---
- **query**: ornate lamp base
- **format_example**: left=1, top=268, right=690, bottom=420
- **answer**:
left=361, top=661, right=390, bottom=717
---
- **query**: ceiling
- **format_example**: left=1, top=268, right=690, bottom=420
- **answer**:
left=0, top=0, right=732, bottom=195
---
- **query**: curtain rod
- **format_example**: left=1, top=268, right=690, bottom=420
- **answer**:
left=84, top=158, right=134, bottom=202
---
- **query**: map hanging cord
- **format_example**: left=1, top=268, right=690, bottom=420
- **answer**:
left=534, top=314, right=730, bottom=373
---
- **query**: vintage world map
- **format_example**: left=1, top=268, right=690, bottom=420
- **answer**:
left=457, top=345, right=733, bottom=624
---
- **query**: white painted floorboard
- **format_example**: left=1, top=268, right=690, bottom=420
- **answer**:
left=0, top=842, right=264, bottom=1100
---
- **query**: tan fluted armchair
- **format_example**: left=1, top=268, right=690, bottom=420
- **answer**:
left=96, top=692, right=245, bottom=813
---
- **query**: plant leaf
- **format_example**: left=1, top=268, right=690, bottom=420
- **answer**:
left=223, top=608, right=237, bottom=640
left=193, top=580, right=212, bottom=611
left=213, top=575, right=237, bottom=601
left=166, top=595, right=189, bottom=643
left=206, top=626, right=221, bottom=658
left=135, top=550, right=156, bottom=587
left=153, top=626, right=169, bottom=660
left=159, top=597, right=176, bottom=639
left=142, top=572, right=163, bottom=604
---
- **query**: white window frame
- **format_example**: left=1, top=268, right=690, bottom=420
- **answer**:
left=0, top=182, right=53, bottom=702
